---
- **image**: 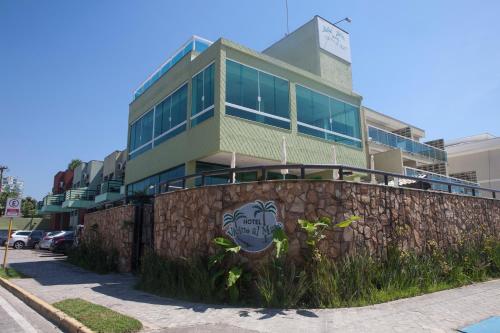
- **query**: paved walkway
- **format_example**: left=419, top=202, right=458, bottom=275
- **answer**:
left=1, top=248, right=499, bottom=333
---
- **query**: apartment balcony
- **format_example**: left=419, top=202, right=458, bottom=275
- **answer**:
left=95, top=180, right=125, bottom=204
left=404, top=167, right=479, bottom=195
left=368, top=126, right=447, bottom=163
left=61, top=188, right=97, bottom=209
left=39, top=194, right=72, bottom=214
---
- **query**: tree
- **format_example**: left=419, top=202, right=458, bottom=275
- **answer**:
left=67, top=159, right=82, bottom=170
left=0, top=187, right=20, bottom=216
left=21, top=196, right=38, bottom=218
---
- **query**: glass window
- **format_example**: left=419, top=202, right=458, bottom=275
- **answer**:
left=129, top=83, right=187, bottom=160
left=225, top=60, right=290, bottom=129
left=191, top=63, right=215, bottom=127
left=154, top=84, right=188, bottom=146
left=127, top=164, right=185, bottom=195
left=296, top=85, right=361, bottom=148
left=128, top=109, right=154, bottom=159
left=195, top=162, right=229, bottom=186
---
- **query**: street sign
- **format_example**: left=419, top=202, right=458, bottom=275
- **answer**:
left=4, top=197, right=21, bottom=217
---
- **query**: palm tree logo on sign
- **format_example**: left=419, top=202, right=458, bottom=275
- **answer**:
left=222, top=200, right=282, bottom=253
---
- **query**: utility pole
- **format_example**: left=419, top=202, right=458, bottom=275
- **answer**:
left=0, top=165, right=7, bottom=193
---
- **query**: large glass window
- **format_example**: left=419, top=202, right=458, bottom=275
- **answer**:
left=225, top=60, right=290, bottom=129
left=191, top=63, right=215, bottom=127
left=127, top=164, right=185, bottom=195
left=129, top=83, right=188, bottom=160
left=128, top=110, right=154, bottom=160
left=154, top=84, right=188, bottom=146
left=296, top=85, right=362, bottom=148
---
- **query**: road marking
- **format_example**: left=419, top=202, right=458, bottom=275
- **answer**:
left=0, top=294, right=38, bottom=333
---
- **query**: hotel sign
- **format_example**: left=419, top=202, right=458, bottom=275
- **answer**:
left=223, top=200, right=283, bottom=253
left=317, top=17, right=351, bottom=63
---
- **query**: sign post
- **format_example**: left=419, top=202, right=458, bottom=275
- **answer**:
left=3, top=197, right=21, bottom=269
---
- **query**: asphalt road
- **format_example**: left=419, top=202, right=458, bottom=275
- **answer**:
left=0, top=283, right=62, bottom=333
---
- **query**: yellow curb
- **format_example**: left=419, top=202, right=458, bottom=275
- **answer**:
left=0, top=276, right=94, bottom=333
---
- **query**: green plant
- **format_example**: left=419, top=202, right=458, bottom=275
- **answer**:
left=257, top=227, right=308, bottom=308
left=257, top=259, right=308, bottom=308
left=209, top=237, right=246, bottom=303
left=67, top=236, right=119, bottom=274
left=272, top=228, right=288, bottom=259
left=298, top=215, right=360, bottom=260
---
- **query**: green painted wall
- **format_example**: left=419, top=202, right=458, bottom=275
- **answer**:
left=220, top=39, right=365, bottom=167
left=125, top=38, right=366, bottom=186
left=0, top=217, right=51, bottom=231
left=125, top=42, right=223, bottom=185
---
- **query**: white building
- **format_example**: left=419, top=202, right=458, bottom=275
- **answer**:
left=446, top=133, right=500, bottom=190
left=1, top=176, right=24, bottom=194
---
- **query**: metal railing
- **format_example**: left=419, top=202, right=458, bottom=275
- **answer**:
left=404, top=167, right=479, bottom=196
left=64, top=189, right=96, bottom=201
left=154, top=164, right=499, bottom=200
left=133, top=36, right=212, bottom=100
left=98, top=180, right=123, bottom=195
left=43, top=194, right=65, bottom=206
left=368, top=126, right=447, bottom=162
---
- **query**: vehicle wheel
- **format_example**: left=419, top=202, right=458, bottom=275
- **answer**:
left=13, top=241, right=24, bottom=249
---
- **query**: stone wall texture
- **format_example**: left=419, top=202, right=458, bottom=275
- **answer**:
left=154, top=180, right=500, bottom=264
left=83, top=205, right=135, bottom=272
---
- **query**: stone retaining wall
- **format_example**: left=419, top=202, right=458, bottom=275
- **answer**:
left=83, top=205, right=135, bottom=272
left=154, top=180, right=500, bottom=264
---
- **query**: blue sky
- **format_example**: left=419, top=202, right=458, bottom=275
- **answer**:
left=1, top=0, right=499, bottom=200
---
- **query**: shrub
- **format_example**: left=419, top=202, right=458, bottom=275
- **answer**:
left=67, top=237, right=119, bottom=274
left=135, top=215, right=500, bottom=309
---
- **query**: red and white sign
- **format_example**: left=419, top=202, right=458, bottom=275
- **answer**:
left=4, top=198, right=21, bottom=217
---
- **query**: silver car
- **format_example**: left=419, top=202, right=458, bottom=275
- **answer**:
left=8, top=230, right=32, bottom=249
left=38, top=231, right=66, bottom=250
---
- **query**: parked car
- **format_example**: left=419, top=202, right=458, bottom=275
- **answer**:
left=39, top=231, right=67, bottom=250
left=0, top=230, right=16, bottom=246
left=27, top=230, right=47, bottom=249
left=8, top=230, right=32, bottom=249
left=50, top=231, right=75, bottom=254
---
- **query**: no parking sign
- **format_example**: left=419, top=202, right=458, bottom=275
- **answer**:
left=5, top=197, right=21, bottom=217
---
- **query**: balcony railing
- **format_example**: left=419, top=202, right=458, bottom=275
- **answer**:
left=98, top=180, right=123, bottom=195
left=404, top=167, right=479, bottom=196
left=133, top=36, right=212, bottom=100
left=368, top=126, right=447, bottom=162
left=141, top=163, right=498, bottom=200
left=43, top=194, right=65, bottom=206
left=64, top=189, right=96, bottom=201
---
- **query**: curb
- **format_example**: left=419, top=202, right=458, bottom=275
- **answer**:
left=0, top=276, right=93, bottom=333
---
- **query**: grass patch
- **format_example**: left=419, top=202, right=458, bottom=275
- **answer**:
left=53, top=298, right=142, bottom=333
left=0, top=267, right=26, bottom=279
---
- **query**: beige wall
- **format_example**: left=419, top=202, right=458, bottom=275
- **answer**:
left=448, top=149, right=500, bottom=190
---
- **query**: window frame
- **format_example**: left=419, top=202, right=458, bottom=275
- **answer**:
left=190, top=61, right=216, bottom=124
left=128, top=81, right=189, bottom=159
left=153, top=82, right=189, bottom=145
left=295, top=83, right=362, bottom=145
left=224, top=58, right=291, bottom=128
left=128, top=109, right=154, bottom=155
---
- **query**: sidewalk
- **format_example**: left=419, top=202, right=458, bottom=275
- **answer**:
left=2, top=248, right=500, bottom=333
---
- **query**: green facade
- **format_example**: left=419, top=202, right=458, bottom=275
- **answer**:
left=125, top=38, right=366, bottom=187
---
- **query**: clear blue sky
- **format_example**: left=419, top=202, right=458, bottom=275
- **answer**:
left=1, top=0, right=499, bottom=200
